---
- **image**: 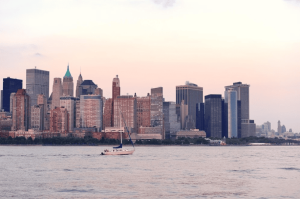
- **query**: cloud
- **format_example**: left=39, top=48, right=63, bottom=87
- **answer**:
left=34, top=53, right=42, bottom=57
left=152, top=0, right=175, bottom=8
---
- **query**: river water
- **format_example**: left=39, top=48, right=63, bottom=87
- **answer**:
left=0, top=146, right=299, bottom=198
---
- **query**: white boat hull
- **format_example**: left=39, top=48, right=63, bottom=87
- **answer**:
left=101, top=150, right=134, bottom=155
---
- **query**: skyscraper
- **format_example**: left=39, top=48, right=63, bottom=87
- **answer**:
left=163, top=101, right=180, bottom=139
left=80, top=95, right=103, bottom=132
left=204, top=94, right=222, bottom=138
left=78, top=80, right=98, bottom=95
left=52, top=78, right=63, bottom=109
left=225, top=89, right=238, bottom=138
left=11, top=89, right=31, bottom=131
left=151, top=87, right=163, bottom=127
left=176, top=82, right=203, bottom=129
left=60, top=96, right=77, bottom=132
left=31, top=105, right=44, bottom=131
left=114, top=95, right=137, bottom=133
left=277, top=120, right=282, bottom=135
left=26, top=68, right=49, bottom=106
left=75, top=73, right=83, bottom=98
left=2, top=77, right=22, bottom=112
left=112, top=75, right=120, bottom=100
left=63, top=64, right=74, bottom=97
left=37, top=94, right=48, bottom=130
left=136, top=94, right=151, bottom=128
left=196, top=103, right=205, bottom=131
left=50, top=107, right=69, bottom=133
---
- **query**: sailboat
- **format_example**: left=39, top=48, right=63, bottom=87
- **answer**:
left=101, top=108, right=135, bottom=155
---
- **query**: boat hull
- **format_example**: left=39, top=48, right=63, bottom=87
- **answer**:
left=101, top=150, right=134, bottom=155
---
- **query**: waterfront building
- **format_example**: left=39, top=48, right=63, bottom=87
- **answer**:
left=163, top=101, right=180, bottom=139
left=52, top=78, right=63, bottom=109
left=62, top=64, right=74, bottom=97
left=103, top=98, right=113, bottom=129
left=10, top=93, right=16, bottom=113
left=31, top=105, right=44, bottom=131
left=75, top=73, right=83, bottom=98
left=75, top=99, right=81, bottom=128
left=112, top=75, right=121, bottom=127
left=241, top=119, right=256, bottom=137
left=151, top=87, right=163, bottom=127
left=50, top=107, right=69, bottom=132
left=11, top=89, right=31, bottom=131
left=113, top=95, right=137, bottom=133
left=26, top=68, right=49, bottom=106
left=37, top=94, right=48, bottom=130
left=225, top=89, right=238, bottom=138
left=1, top=77, right=22, bottom=112
left=60, top=96, right=78, bottom=132
left=80, top=95, right=103, bottom=132
left=137, top=94, right=151, bottom=128
left=277, top=120, right=282, bottom=135
left=282, top=125, right=286, bottom=133
left=204, top=94, right=222, bottom=138
left=78, top=80, right=97, bottom=95
left=176, top=82, right=203, bottom=129
left=196, top=103, right=205, bottom=131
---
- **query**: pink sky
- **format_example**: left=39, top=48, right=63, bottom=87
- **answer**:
left=1, top=0, right=300, bottom=131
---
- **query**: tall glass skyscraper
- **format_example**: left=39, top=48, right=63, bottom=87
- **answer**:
left=225, top=89, right=238, bottom=138
left=204, top=94, right=222, bottom=138
left=26, top=68, right=49, bottom=106
left=2, top=77, right=23, bottom=112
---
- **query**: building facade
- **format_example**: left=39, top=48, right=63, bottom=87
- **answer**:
left=2, top=77, right=22, bottom=112
left=176, top=82, right=203, bottom=129
left=78, top=80, right=97, bottom=95
left=136, top=95, right=151, bottom=128
left=80, top=95, right=103, bottom=132
left=151, top=87, right=163, bottom=127
left=31, top=105, right=44, bottom=131
left=26, top=68, right=49, bottom=106
left=196, top=103, right=205, bottom=131
left=163, top=101, right=180, bottom=139
left=204, top=95, right=222, bottom=138
left=60, top=96, right=78, bottom=132
left=62, top=65, right=74, bottom=97
left=52, top=78, right=63, bottom=109
left=50, top=107, right=69, bottom=133
left=225, top=89, right=238, bottom=138
left=75, top=73, right=83, bottom=98
left=11, top=89, right=31, bottom=131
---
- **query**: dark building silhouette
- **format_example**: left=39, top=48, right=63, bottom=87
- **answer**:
left=196, top=103, right=205, bottom=131
left=78, top=80, right=97, bottom=95
left=2, top=77, right=23, bottom=112
left=204, top=95, right=222, bottom=138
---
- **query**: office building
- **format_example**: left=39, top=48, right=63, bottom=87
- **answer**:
left=2, top=77, right=22, bottom=112
left=277, top=120, right=282, bottom=135
left=103, top=98, right=113, bottom=129
left=75, top=73, right=83, bottom=98
left=241, top=119, right=256, bottom=137
left=60, top=96, right=78, bottom=132
left=176, top=82, right=203, bottom=129
left=225, top=89, right=238, bottom=138
left=196, top=103, right=205, bottom=131
left=114, top=95, right=136, bottom=133
left=151, top=87, right=163, bottom=127
left=62, top=64, right=74, bottom=97
left=31, top=105, right=44, bottom=131
left=37, top=94, right=48, bottom=130
left=94, top=88, right=103, bottom=96
left=11, top=89, right=31, bottom=131
left=78, top=80, right=98, bottom=95
left=80, top=95, right=103, bottom=132
left=136, top=94, right=151, bottom=128
left=26, top=68, right=49, bottom=106
left=163, top=101, right=180, bottom=139
left=52, top=78, right=63, bottom=109
left=204, top=95, right=222, bottom=138
left=50, top=107, right=69, bottom=133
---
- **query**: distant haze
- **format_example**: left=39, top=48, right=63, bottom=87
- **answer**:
left=0, top=0, right=300, bottom=131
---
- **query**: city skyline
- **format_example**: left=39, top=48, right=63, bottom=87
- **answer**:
left=1, top=0, right=300, bottom=131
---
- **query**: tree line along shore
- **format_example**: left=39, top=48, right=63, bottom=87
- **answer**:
left=0, top=136, right=299, bottom=146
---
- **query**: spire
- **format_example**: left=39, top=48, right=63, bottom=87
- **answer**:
left=64, top=63, right=72, bottom=77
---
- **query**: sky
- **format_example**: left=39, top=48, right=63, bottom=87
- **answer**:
left=0, top=0, right=300, bottom=131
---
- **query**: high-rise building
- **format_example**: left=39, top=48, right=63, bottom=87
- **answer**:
left=282, top=125, right=286, bottom=133
left=225, top=82, right=249, bottom=120
left=176, top=82, right=203, bottom=129
left=204, top=94, right=222, bottom=138
left=75, top=99, right=81, bottom=128
left=196, top=103, right=205, bottom=131
left=10, top=93, right=16, bottom=113
left=163, top=101, right=180, bottom=139
left=60, top=96, right=77, bottom=132
left=151, top=87, right=163, bottom=127
left=80, top=95, right=103, bottom=132
left=62, top=64, right=74, bottom=97
left=2, top=77, right=22, bottom=112
left=26, top=68, right=49, bottom=106
left=37, top=94, right=48, bottom=130
left=114, top=95, right=137, bottom=133
left=277, top=120, right=282, bottom=135
left=225, top=89, right=238, bottom=138
left=11, top=89, right=31, bottom=131
left=52, top=78, right=63, bottom=109
left=75, top=73, right=83, bottom=98
left=50, top=107, right=69, bottom=133
left=136, top=94, right=151, bottom=128
left=94, top=88, right=103, bottom=96
left=78, top=80, right=98, bottom=95
left=103, top=98, right=113, bottom=129
left=241, top=119, right=256, bottom=137
left=112, top=75, right=120, bottom=100
left=31, top=105, right=44, bottom=131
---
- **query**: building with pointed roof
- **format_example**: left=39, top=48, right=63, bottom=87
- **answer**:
left=63, top=64, right=74, bottom=97
left=76, top=72, right=83, bottom=98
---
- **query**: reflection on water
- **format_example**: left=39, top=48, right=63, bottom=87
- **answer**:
left=0, top=146, right=299, bottom=198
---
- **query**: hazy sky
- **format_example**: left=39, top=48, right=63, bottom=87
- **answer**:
left=1, top=0, right=300, bottom=131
